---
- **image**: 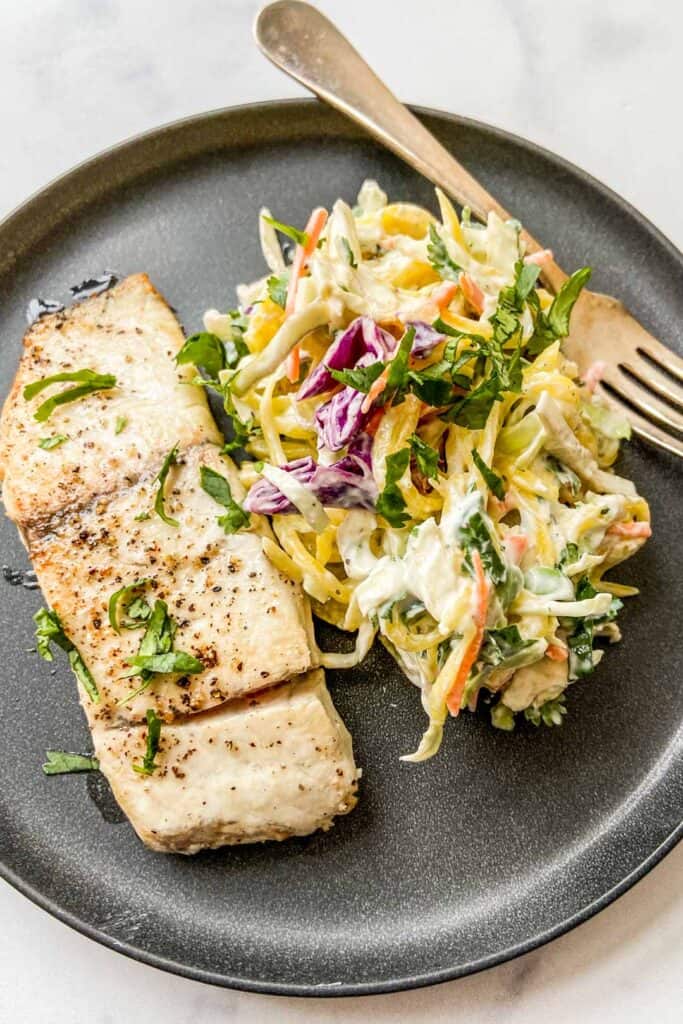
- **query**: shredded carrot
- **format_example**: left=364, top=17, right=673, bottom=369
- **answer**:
left=458, top=272, right=485, bottom=316
left=446, top=549, right=489, bottom=716
left=582, top=360, right=607, bottom=394
left=361, top=365, right=390, bottom=414
left=284, top=206, right=329, bottom=381
left=365, top=408, right=385, bottom=437
left=607, top=521, right=652, bottom=539
left=524, top=248, right=554, bottom=267
left=504, top=533, right=528, bottom=565
left=432, top=281, right=458, bottom=311
left=546, top=643, right=569, bottom=662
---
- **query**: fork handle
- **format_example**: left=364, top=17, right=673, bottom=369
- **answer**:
left=255, top=1, right=569, bottom=294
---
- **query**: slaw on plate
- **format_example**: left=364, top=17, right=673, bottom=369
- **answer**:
left=180, top=179, right=651, bottom=761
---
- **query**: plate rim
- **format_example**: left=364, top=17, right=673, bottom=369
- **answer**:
left=0, top=97, right=680, bottom=998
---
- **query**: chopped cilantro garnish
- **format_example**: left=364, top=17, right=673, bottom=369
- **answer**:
left=383, top=326, right=415, bottom=400
left=472, top=448, right=505, bottom=499
left=38, top=434, right=68, bottom=450
left=222, top=387, right=256, bottom=453
left=199, top=465, right=250, bottom=534
left=329, top=362, right=384, bottom=393
left=427, top=224, right=461, bottom=281
left=24, top=369, right=117, bottom=423
left=558, top=542, right=580, bottom=569
left=527, top=267, right=592, bottom=354
left=152, top=444, right=180, bottom=527
left=108, top=579, right=152, bottom=634
left=262, top=214, right=309, bottom=248
left=42, top=751, right=99, bottom=775
left=33, top=607, right=99, bottom=703
left=376, top=448, right=410, bottom=528
left=176, top=330, right=248, bottom=378
left=133, top=709, right=162, bottom=776
left=479, top=625, right=533, bottom=666
left=127, top=651, right=204, bottom=674
left=458, top=511, right=507, bottom=585
left=444, top=374, right=504, bottom=429
left=266, top=273, right=289, bottom=309
left=341, top=237, right=357, bottom=268
left=408, top=434, right=440, bottom=480
left=118, top=599, right=203, bottom=704
left=524, top=695, right=567, bottom=727
left=114, top=415, right=127, bottom=435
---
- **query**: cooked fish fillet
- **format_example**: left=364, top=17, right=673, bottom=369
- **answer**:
left=94, top=670, right=359, bottom=853
left=29, top=443, right=313, bottom=725
left=0, top=273, right=218, bottom=529
left=0, top=273, right=358, bottom=849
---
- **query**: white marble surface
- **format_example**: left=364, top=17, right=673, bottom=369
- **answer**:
left=0, top=0, right=681, bottom=1019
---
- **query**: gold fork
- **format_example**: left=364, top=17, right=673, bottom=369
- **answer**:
left=255, top=0, right=683, bottom=457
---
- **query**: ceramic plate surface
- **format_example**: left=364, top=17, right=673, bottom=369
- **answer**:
left=0, top=100, right=680, bottom=996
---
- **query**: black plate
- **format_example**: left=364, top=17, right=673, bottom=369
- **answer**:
left=0, top=101, right=681, bottom=997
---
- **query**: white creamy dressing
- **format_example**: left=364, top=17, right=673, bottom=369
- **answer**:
left=340, top=493, right=496, bottom=634
left=555, top=492, right=626, bottom=548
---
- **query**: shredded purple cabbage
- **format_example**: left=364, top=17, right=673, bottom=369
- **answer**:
left=297, top=316, right=394, bottom=400
left=243, top=435, right=377, bottom=514
left=405, top=320, right=445, bottom=358
left=314, top=356, right=375, bottom=451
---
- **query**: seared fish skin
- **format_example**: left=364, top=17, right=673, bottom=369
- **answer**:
left=0, top=273, right=218, bottom=529
left=94, top=670, right=359, bottom=854
left=30, top=443, right=313, bottom=725
left=0, top=274, right=359, bottom=850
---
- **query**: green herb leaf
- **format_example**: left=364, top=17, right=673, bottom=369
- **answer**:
left=376, top=448, right=410, bottom=528
left=119, top=599, right=203, bottom=699
left=114, top=415, right=127, bottom=435
left=199, top=465, right=250, bottom=534
left=443, top=373, right=503, bottom=429
left=547, top=267, right=592, bottom=336
left=153, top=444, right=180, bottom=527
left=515, top=262, right=541, bottom=303
left=38, top=434, right=68, bottom=450
left=108, top=579, right=152, bottom=634
left=134, top=511, right=151, bottom=522
left=128, top=651, right=204, bottom=674
left=427, top=224, right=461, bottom=281
left=42, top=751, right=99, bottom=775
left=138, top=600, right=176, bottom=659
left=133, top=709, right=162, bottom=776
left=480, top=625, right=533, bottom=665
left=524, top=694, right=567, bottom=727
left=341, top=237, right=357, bottom=268
left=458, top=511, right=507, bottom=585
left=262, top=215, right=309, bottom=248
left=176, top=332, right=227, bottom=378
left=408, top=434, right=440, bottom=480
left=222, top=388, right=256, bottom=453
left=472, top=448, right=505, bottom=499
left=34, top=607, right=66, bottom=662
left=527, top=267, right=591, bottom=354
left=24, top=370, right=117, bottom=423
left=567, top=576, right=622, bottom=680
left=33, top=607, right=99, bottom=702
left=405, top=360, right=457, bottom=407
left=558, top=542, right=580, bottom=569
left=384, top=326, right=415, bottom=399
left=567, top=620, right=595, bottom=679
left=329, top=361, right=385, bottom=393
left=266, top=273, right=289, bottom=309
